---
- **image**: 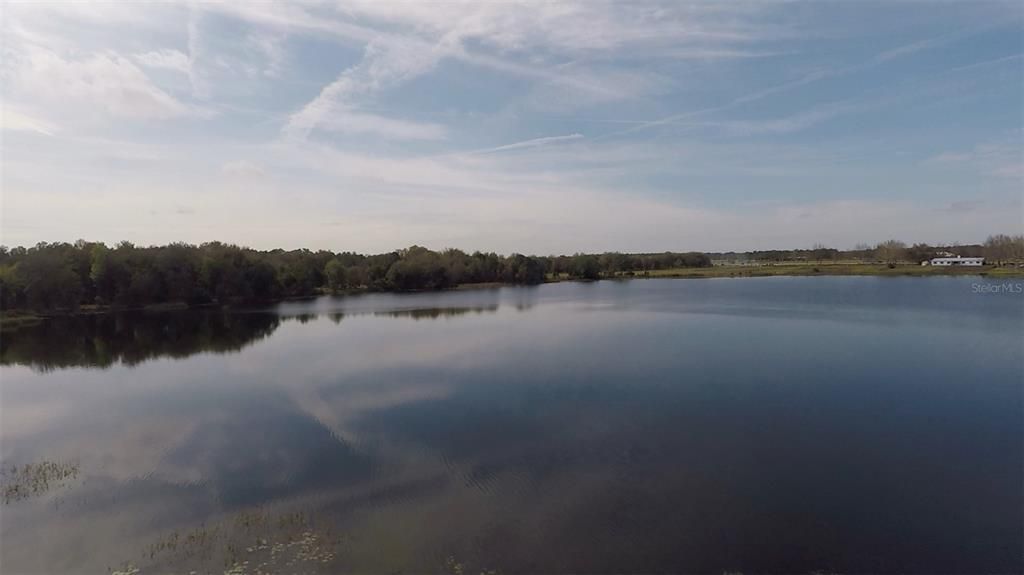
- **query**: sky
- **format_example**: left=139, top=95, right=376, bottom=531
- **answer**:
left=1, top=1, right=1022, bottom=254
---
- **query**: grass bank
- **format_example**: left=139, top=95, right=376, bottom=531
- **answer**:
left=621, top=262, right=1024, bottom=279
left=0, top=301, right=199, bottom=331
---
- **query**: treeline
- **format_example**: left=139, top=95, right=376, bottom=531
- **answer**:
left=709, top=235, right=1024, bottom=265
left=0, top=241, right=711, bottom=312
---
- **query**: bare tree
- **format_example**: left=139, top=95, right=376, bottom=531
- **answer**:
left=875, top=239, right=907, bottom=264
left=985, top=234, right=1024, bottom=265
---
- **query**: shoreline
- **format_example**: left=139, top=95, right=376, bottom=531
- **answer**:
left=3, top=264, right=1020, bottom=325
left=617, top=262, right=1024, bottom=280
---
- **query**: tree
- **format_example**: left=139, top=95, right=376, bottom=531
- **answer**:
left=155, top=243, right=199, bottom=303
left=441, top=248, right=470, bottom=284
left=16, top=247, right=83, bottom=311
left=0, top=240, right=724, bottom=311
left=502, top=254, right=545, bottom=284
left=386, top=246, right=450, bottom=291
left=599, top=252, right=630, bottom=275
left=324, top=259, right=348, bottom=293
left=875, top=240, right=907, bottom=264
left=245, top=258, right=280, bottom=301
left=0, top=264, right=24, bottom=310
left=465, top=251, right=502, bottom=283
left=570, top=254, right=601, bottom=279
left=984, top=234, right=1024, bottom=265
left=906, top=243, right=936, bottom=264
left=810, top=243, right=837, bottom=262
left=90, top=244, right=128, bottom=304
left=1012, top=235, right=1024, bottom=261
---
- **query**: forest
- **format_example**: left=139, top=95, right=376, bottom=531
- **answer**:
left=0, top=241, right=712, bottom=312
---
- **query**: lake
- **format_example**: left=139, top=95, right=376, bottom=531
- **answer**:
left=1, top=277, right=1021, bottom=574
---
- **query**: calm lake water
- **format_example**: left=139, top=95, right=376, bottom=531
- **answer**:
left=1, top=277, right=1021, bottom=574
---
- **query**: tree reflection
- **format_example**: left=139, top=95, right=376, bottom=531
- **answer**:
left=1, top=305, right=505, bottom=371
left=0, top=311, right=281, bottom=371
left=373, top=306, right=498, bottom=320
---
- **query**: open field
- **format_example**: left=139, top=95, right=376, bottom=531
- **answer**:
left=614, top=262, right=1024, bottom=279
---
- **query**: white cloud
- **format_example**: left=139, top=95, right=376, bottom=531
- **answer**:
left=283, top=36, right=456, bottom=140
left=5, top=46, right=196, bottom=120
left=185, top=9, right=209, bottom=100
left=711, top=100, right=863, bottom=135
left=317, top=109, right=448, bottom=140
left=926, top=140, right=1024, bottom=180
left=222, top=160, right=266, bottom=178
left=246, top=33, right=287, bottom=78
left=4, top=127, right=1019, bottom=253
left=132, top=49, right=190, bottom=74
left=0, top=0, right=1018, bottom=252
left=335, top=2, right=777, bottom=56
left=735, top=199, right=1022, bottom=250
left=281, top=1, right=781, bottom=139
left=0, top=105, right=58, bottom=136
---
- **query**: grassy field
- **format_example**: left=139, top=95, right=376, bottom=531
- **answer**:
left=610, top=262, right=1024, bottom=279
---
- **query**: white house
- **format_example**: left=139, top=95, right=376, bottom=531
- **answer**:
left=927, top=256, right=985, bottom=266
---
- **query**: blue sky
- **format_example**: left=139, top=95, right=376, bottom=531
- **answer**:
left=1, top=1, right=1021, bottom=253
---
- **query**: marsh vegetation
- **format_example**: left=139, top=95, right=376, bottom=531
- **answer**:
left=1, top=460, right=80, bottom=504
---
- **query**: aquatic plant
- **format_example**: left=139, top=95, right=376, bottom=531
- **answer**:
left=1, top=460, right=79, bottom=503
left=136, top=507, right=345, bottom=575
left=445, top=555, right=501, bottom=575
left=109, top=563, right=140, bottom=575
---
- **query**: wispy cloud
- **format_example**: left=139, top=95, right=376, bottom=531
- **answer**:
left=316, top=109, right=448, bottom=141
left=601, top=26, right=996, bottom=140
left=222, top=160, right=266, bottom=178
left=283, top=36, right=454, bottom=140
left=185, top=7, right=210, bottom=100
left=5, top=46, right=198, bottom=120
left=474, top=134, right=584, bottom=154
left=0, top=105, right=58, bottom=136
left=0, top=1, right=1019, bottom=250
left=246, top=32, right=287, bottom=78
left=926, top=139, right=1024, bottom=180
left=709, top=102, right=859, bottom=136
left=873, top=24, right=997, bottom=64
left=947, top=52, right=1024, bottom=74
left=132, top=49, right=190, bottom=74
left=280, top=1, right=785, bottom=140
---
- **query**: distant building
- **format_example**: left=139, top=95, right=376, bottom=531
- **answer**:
left=927, top=256, right=985, bottom=266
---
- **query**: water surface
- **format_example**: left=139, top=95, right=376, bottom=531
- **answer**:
left=2, top=277, right=1021, bottom=574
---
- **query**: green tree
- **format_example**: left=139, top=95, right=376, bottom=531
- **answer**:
left=570, top=254, right=601, bottom=279
left=17, top=247, right=83, bottom=311
left=0, top=264, right=24, bottom=310
left=324, top=259, right=348, bottom=293
left=0, top=240, right=728, bottom=311
left=386, top=246, right=450, bottom=291
left=502, top=254, right=545, bottom=284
